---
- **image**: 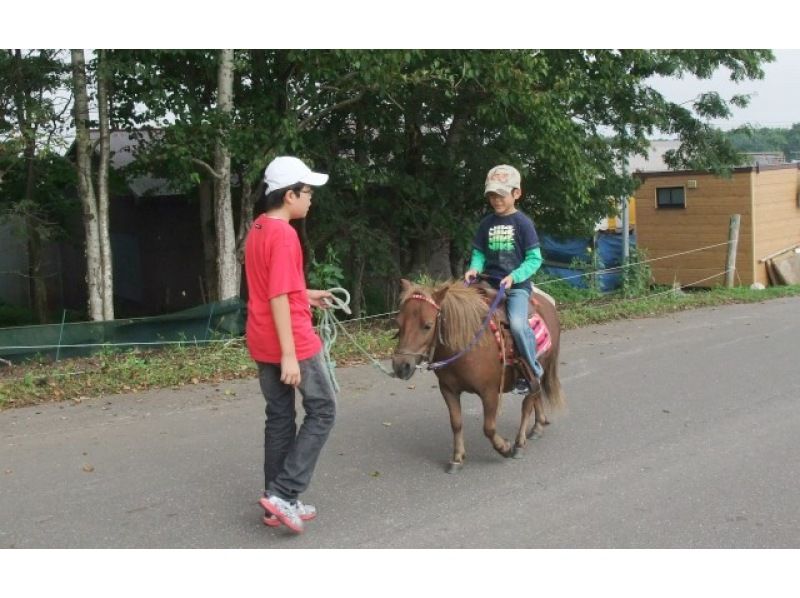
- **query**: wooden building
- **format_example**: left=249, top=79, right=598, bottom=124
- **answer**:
left=634, top=163, right=800, bottom=287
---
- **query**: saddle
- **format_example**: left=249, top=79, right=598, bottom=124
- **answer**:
left=473, top=281, right=553, bottom=385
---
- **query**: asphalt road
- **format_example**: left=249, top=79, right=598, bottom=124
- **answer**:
left=1, top=296, right=799, bottom=548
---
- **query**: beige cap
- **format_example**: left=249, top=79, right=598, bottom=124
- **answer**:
left=484, top=164, right=521, bottom=196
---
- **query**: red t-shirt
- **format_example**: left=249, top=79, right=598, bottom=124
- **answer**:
left=244, top=215, right=322, bottom=363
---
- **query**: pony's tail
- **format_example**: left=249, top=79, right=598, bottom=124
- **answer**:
left=541, top=352, right=566, bottom=412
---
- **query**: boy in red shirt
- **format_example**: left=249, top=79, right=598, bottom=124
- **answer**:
left=245, top=156, right=336, bottom=534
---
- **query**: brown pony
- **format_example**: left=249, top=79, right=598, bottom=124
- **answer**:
left=392, top=279, right=565, bottom=473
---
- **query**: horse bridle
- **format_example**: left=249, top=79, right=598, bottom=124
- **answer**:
left=392, top=293, right=443, bottom=366
left=394, top=286, right=507, bottom=371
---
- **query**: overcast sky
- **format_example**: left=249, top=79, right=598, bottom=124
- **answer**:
left=648, top=49, right=800, bottom=131
left=9, top=0, right=799, bottom=136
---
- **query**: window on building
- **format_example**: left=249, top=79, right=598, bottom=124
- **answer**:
left=656, top=186, right=686, bottom=208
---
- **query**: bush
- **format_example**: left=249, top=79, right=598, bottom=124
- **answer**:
left=0, top=303, right=37, bottom=327
left=621, top=247, right=653, bottom=298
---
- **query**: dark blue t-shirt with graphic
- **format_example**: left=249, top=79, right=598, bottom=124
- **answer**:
left=473, top=211, right=540, bottom=291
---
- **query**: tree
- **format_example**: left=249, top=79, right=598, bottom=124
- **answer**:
left=726, top=123, right=800, bottom=161
left=213, top=49, right=238, bottom=300
left=108, top=49, right=376, bottom=304
left=0, top=49, right=73, bottom=323
left=99, top=49, right=776, bottom=316
left=95, top=49, right=114, bottom=320
left=71, top=48, right=113, bottom=322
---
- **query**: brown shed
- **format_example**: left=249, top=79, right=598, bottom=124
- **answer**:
left=633, top=163, right=800, bottom=287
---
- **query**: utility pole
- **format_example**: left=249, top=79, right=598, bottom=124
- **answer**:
left=620, top=126, right=630, bottom=264
left=621, top=157, right=630, bottom=263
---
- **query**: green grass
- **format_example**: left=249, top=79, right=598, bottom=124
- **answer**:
left=2, top=284, right=800, bottom=409
left=557, top=285, right=800, bottom=328
left=0, top=341, right=256, bottom=409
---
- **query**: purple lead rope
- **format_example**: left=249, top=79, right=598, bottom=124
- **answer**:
left=426, top=282, right=505, bottom=370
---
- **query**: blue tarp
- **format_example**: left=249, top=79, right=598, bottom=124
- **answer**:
left=540, top=232, right=636, bottom=292
left=539, top=235, right=592, bottom=265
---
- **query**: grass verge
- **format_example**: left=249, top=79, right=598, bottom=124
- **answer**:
left=2, top=284, right=799, bottom=409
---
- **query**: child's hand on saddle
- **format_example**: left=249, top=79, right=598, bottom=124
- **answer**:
left=499, top=275, right=514, bottom=289
left=464, top=269, right=478, bottom=283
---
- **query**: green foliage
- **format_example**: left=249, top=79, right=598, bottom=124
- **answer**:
left=5, top=285, right=800, bottom=409
left=558, top=250, right=605, bottom=298
left=8, top=48, right=772, bottom=319
left=0, top=303, right=36, bottom=327
left=534, top=271, right=594, bottom=303
left=307, top=245, right=345, bottom=290
left=0, top=50, right=76, bottom=239
left=413, top=272, right=451, bottom=288
left=621, top=247, right=653, bottom=298
left=725, top=123, right=800, bottom=161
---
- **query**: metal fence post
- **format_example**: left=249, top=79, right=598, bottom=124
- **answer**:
left=55, top=309, right=66, bottom=362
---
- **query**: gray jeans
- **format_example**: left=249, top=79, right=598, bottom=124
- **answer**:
left=257, top=351, right=336, bottom=502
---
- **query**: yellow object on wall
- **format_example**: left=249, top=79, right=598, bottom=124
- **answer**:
left=606, top=196, right=636, bottom=231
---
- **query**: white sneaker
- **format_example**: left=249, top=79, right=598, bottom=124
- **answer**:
left=262, top=499, right=317, bottom=527
left=513, top=378, right=531, bottom=395
left=259, top=494, right=303, bottom=533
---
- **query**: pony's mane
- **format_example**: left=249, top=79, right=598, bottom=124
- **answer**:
left=401, top=280, right=491, bottom=352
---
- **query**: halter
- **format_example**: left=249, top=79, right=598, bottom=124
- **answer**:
left=408, top=293, right=441, bottom=311
left=394, top=286, right=506, bottom=370
left=393, top=293, right=443, bottom=363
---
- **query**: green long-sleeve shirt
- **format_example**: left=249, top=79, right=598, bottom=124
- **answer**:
left=469, top=246, right=543, bottom=284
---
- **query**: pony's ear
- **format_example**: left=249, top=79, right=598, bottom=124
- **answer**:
left=399, top=278, right=413, bottom=293
left=432, top=285, right=449, bottom=306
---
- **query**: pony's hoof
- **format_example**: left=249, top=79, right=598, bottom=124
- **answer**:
left=528, top=430, right=543, bottom=440
left=446, top=461, right=463, bottom=474
left=504, top=445, right=517, bottom=459
left=512, top=445, right=525, bottom=458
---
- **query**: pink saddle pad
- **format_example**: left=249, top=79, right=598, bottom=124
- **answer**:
left=529, top=313, right=552, bottom=355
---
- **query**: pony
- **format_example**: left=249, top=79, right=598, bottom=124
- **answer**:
left=392, top=278, right=565, bottom=473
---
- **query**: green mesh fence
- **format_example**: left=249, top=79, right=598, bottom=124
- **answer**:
left=0, top=298, right=245, bottom=363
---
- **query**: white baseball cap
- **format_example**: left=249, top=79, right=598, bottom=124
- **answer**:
left=264, top=156, right=329, bottom=193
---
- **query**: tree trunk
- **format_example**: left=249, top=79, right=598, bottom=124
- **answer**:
left=97, top=50, right=114, bottom=320
left=403, top=101, right=452, bottom=280
left=236, top=175, right=254, bottom=265
left=13, top=50, right=48, bottom=323
left=71, top=49, right=104, bottom=321
left=408, top=238, right=451, bottom=281
left=23, top=135, right=49, bottom=324
left=350, top=113, right=369, bottom=318
left=349, top=240, right=365, bottom=319
left=449, top=237, right=465, bottom=279
left=198, top=179, right=218, bottom=302
left=213, top=49, right=239, bottom=301
left=428, top=238, right=452, bottom=280
left=293, top=218, right=311, bottom=278
left=26, top=217, right=48, bottom=323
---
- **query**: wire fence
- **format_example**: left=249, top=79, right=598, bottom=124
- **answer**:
left=0, top=237, right=743, bottom=379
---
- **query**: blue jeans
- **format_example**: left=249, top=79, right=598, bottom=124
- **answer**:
left=506, top=288, right=544, bottom=379
left=257, top=351, right=336, bottom=501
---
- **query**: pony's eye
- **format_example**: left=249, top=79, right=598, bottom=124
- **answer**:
left=423, top=322, right=433, bottom=331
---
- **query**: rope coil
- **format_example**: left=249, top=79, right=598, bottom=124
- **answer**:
left=317, top=287, right=395, bottom=392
